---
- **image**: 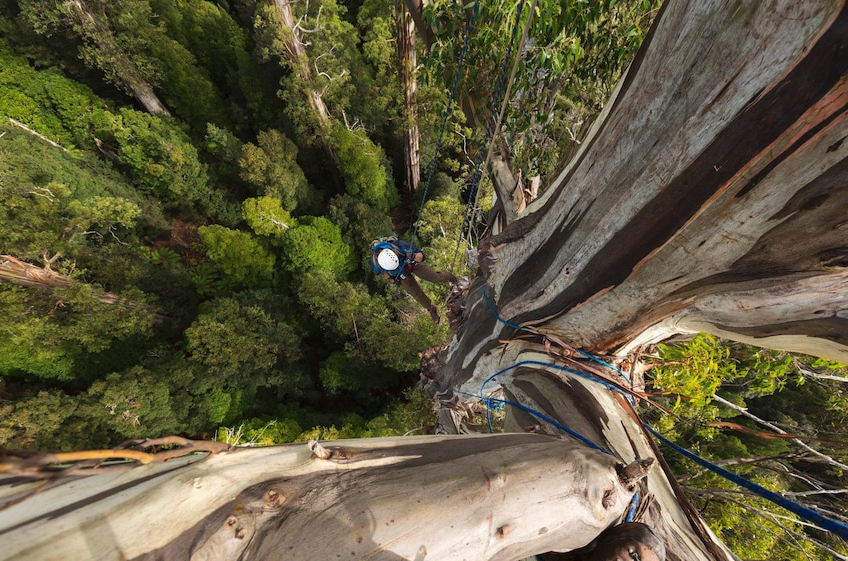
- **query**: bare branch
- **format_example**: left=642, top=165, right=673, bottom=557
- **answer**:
left=712, top=394, right=848, bottom=471
left=294, top=1, right=322, bottom=33
left=720, top=493, right=848, bottom=561
left=8, top=118, right=67, bottom=151
left=108, top=226, right=128, bottom=245
left=796, top=365, right=848, bottom=383
left=781, top=489, right=848, bottom=498
left=26, top=186, right=57, bottom=201
left=0, top=437, right=230, bottom=479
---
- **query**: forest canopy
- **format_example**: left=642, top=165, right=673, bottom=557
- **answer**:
left=0, top=0, right=656, bottom=449
left=2, top=2, right=846, bottom=558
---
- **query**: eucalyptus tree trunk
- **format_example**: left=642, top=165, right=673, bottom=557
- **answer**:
left=61, top=0, right=170, bottom=116
left=3, top=2, right=848, bottom=560
left=266, top=0, right=342, bottom=179
left=1, top=436, right=656, bottom=561
left=433, top=0, right=848, bottom=558
left=398, top=0, right=421, bottom=195
left=448, top=0, right=848, bottom=376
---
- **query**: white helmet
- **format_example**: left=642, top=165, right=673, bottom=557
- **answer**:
left=376, top=248, right=400, bottom=271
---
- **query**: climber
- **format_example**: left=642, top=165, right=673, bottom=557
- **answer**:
left=371, top=238, right=455, bottom=324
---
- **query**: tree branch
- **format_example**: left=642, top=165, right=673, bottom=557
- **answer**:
left=711, top=394, right=848, bottom=472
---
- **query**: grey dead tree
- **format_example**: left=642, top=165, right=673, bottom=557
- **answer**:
left=3, top=1, right=848, bottom=560
left=19, top=0, right=170, bottom=116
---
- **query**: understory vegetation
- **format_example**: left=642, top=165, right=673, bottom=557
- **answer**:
left=645, top=336, right=848, bottom=560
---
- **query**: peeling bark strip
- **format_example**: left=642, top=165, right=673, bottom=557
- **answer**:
left=501, top=1, right=848, bottom=321
left=1, top=436, right=639, bottom=561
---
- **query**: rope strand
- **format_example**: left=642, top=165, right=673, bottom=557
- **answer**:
left=412, top=0, right=480, bottom=241
left=451, top=0, right=531, bottom=271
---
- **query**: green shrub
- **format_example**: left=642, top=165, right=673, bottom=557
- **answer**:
left=331, top=123, right=397, bottom=213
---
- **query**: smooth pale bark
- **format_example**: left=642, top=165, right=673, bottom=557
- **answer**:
left=398, top=0, right=421, bottom=194
left=0, top=435, right=644, bottom=561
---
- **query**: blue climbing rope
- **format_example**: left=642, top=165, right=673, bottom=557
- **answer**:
left=412, top=0, right=481, bottom=241
left=647, top=425, right=848, bottom=541
left=443, top=384, right=612, bottom=455
left=481, top=287, right=633, bottom=387
left=450, top=0, right=529, bottom=270
left=625, top=493, right=639, bottom=523
left=446, top=288, right=848, bottom=539
left=478, top=360, right=631, bottom=406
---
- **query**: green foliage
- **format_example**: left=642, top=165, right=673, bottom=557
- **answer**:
left=238, top=129, right=314, bottom=212
left=0, top=390, right=80, bottom=450
left=51, top=284, right=157, bottom=354
left=651, top=335, right=795, bottom=411
left=0, top=283, right=156, bottom=381
left=205, top=123, right=243, bottom=163
left=243, top=196, right=294, bottom=239
left=331, top=123, right=398, bottom=213
left=198, top=225, right=276, bottom=287
left=101, top=108, right=210, bottom=210
left=646, top=337, right=848, bottom=560
left=184, top=292, right=303, bottom=392
left=327, top=193, right=394, bottom=259
left=0, top=0, right=449, bottom=455
left=17, top=0, right=162, bottom=95
left=651, top=334, right=741, bottom=408
left=319, top=351, right=360, bottom=394
left=688, top=472, right=818, bottom=561
left=216, top=387, right=437, bottom=446
left=84, top=367, right=181, bottom=440
left=413, top=195, right=473, bottom=277
left=147, top=0, right=253, bottom=129
left=359, top=311, right=447, bottom=372
left=278, top=216, right=355, bottom=279
left=215, top=417, right=304, bottom=446
left=352, top=0, right=402, bottom=144
left=0, top=124, right=167, bottom=265
left=422, top=0, right=660, bottom=182
left=295, top=270, right=449, bottom=373
left=147, top=35, right=230, bottom=132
